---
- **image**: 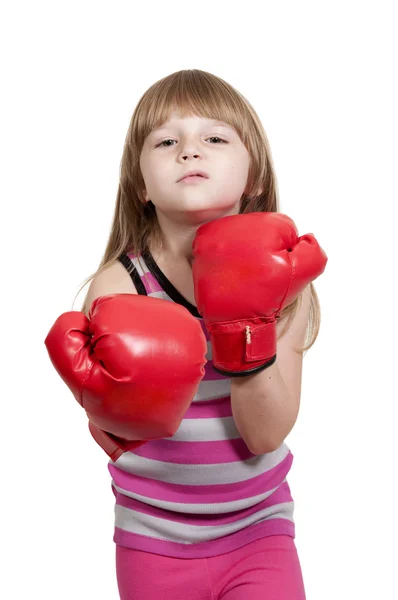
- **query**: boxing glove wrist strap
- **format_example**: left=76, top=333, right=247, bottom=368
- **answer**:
left=207, top=318, right=278, bottom=377
left=88, top=421, right=145, bottom=462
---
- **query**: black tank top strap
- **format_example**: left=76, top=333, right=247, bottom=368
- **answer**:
left=142, top=250, right=201, bottom=317
left=118, top=253, right=148, bottom=296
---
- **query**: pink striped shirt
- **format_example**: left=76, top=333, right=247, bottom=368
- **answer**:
left=108, top=251, right=296, bottom=558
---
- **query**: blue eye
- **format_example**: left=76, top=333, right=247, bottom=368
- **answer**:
left=156, top=136, right=227, bottom=148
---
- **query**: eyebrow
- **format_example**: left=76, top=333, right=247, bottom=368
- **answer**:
left=211, top=121, right=231, bottom=127
left=151, top=120, right=232, bottom=133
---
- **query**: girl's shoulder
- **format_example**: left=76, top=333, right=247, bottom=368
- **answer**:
left=85, top=260, right=138, bottom=316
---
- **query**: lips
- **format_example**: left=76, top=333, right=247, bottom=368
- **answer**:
left=179, top=171, right=209, bottom=181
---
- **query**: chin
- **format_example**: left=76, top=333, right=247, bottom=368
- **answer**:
left=185, top=198, right=239, bottom=216
left=184, top=206, right=239, bottom=225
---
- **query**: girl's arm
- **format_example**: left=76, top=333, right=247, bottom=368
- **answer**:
left=230, top=287, right=311, bottom=454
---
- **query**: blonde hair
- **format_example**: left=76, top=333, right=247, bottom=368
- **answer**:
left=76, top=69, right=322, bottom=354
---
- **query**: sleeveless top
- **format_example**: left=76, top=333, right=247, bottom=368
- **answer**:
left=108, top=250, right=296, bottom=559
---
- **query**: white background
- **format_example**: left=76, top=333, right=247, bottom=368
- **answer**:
left=1, top=1, right=396, bottom=598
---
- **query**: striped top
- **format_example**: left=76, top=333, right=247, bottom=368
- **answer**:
left=108, top=250, right=296, bottom=558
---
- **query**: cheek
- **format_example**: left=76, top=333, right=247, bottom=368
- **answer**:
left=141, top=163, right=164, bottom=190
left=226, top=151, right=250, bottom=177
left=226, top=163, right=250, bottom=189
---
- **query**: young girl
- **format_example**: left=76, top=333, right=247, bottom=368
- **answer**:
left=45, top=69, right=327, bottom=599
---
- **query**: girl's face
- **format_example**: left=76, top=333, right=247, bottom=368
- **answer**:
left=139, top=111, right=251, bottom=224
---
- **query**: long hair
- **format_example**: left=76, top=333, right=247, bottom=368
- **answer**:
left=76, top=69, right=322, bottom=353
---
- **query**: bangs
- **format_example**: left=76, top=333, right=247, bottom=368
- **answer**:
left=135, top=70, right=250, bottom=147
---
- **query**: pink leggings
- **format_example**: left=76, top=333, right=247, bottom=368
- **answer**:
left=116, top=535, right=306, bottom=599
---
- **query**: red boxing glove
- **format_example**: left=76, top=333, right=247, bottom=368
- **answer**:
left=44, top=294, right=207, bottom=460
left=192, top=212, right=328, bottom=376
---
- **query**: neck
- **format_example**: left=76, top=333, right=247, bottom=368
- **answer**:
left=148, top=202, right=241, bottom=264
left=149, top=211, right=199, bottom=265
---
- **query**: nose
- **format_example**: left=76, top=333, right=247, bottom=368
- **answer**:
left=182, top=153, right=200, bottom=160
left=178, top=138, right=201, bottom=161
